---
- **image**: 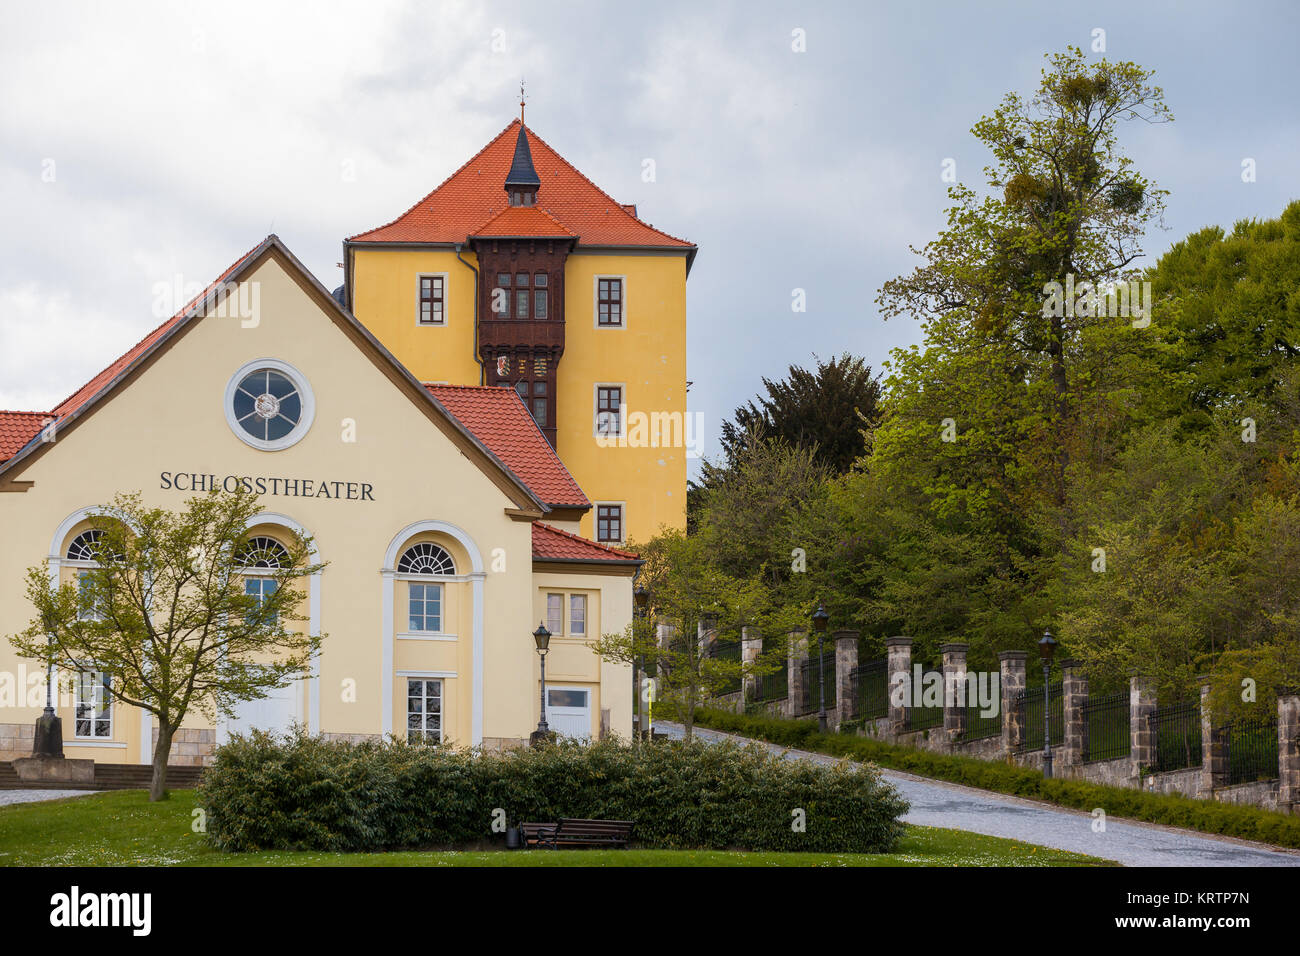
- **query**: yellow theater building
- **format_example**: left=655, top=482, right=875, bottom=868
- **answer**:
left=343, top=117, right=697, bottom=546
left=0, top=235, right=641, bottom=766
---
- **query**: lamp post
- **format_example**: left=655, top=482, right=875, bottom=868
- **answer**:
left=1038, top=628, right=1058, bottom=778
left=633, top=584, right=649, bottom=741
left=812, top=602, right=830, bottom=733
left=530, top=622, right=552, bottom=747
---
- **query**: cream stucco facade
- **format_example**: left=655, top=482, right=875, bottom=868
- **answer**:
left=0, top=239, right=635, bottom=766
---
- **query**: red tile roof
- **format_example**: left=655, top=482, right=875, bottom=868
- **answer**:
left=532, top=521, right=639, bottom=563
left=0, top=411, right=50, bottom=462
left=470, top=204, right=577, bottom=239
left=425, top=384, right=589, bottom=508
left=350, top=120, right=694, bottom=250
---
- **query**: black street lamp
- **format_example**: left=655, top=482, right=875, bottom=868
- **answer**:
left=1038, top=628, right=1058, bottom=778
left=530, top=622, right=552, bottom=747
left=812, top=602, right=830, bottom=733
left=633, top=584, right=649, bottom=741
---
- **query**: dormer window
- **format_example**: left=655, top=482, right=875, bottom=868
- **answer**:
left=504, top=123, right=542, bottom=208
left=510, top=190, right=536, bottom=207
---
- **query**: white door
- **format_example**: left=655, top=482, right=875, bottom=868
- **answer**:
left=546, top=687, right=591, bottom=740
left=228, top=683, right=296, bottom=737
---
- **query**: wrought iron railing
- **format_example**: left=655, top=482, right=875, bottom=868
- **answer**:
left=1081, top=690, right=1130, bottom=762
left=1224, top=715, right=1279, bottom=785
left=755, top=658, right=788, bottom=702
left=709, top=640, right=742, bottom=696
left=1150, top=700, right=1201, bottom=773
left=1015, top=682, right=1063, bottom=751
left=905, top=667, right=944, bottom=731
left=851, top=659, right=889, bottom=720
left=962, top=672, right=1002, bottom=740
left=799, top=653, right=836, bottom=714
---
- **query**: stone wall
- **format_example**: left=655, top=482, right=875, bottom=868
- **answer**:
left=0, top=722, right=34, bottom=762
left=152, top=727, right=216, bottom=768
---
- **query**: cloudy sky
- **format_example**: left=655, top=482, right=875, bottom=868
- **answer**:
left=2, top=0, right=1297, bottom=471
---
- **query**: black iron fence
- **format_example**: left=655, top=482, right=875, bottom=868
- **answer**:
left=906, top=667, right=944, bottom=731
left=962, top=672, right=1002, bottom=740
left=851, top=659, right=889, bottom=720
left=1150, top=700, right=1201, bottom=773
left=709, top=640, right=742, bottom=696
left=1081, top=691, right=1130, bottom=763
left=1224, top=715, right=1279, bottom=786
left=799, top=653, right=837, bottom=714
left=1016, top=682, right=1064, bottom=751
left=755, top=657, right=788, bottom=702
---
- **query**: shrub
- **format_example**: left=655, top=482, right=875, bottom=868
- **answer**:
left=691, top=707, right=1300, bottom=849
left=198, top=729, right=909, bottom=854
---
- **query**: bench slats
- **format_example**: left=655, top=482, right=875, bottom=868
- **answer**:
left=518, top=817, right=633, bottom=849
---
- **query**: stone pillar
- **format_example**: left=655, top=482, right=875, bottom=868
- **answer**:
left=1061, top=660, right=1087, bottom=769
left=886, top=636, right=912, bottom=735
left=740, top=626, right=762, bottom=708
left=999, top=651, right=1027, bottom=753
left=787, top=629, right=808, bottom=718
left=1129, top=675, right=1156, bottom=781
left=1201, top=681, right=1228, bottom=793
left=834, top=630, right=858, bottom=728
left=941, top=643, right=968, bottom=739
left=1278, top=694, right=1300, bottom=815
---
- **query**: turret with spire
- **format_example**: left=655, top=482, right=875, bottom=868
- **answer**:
left=506, top=82, right=541, bottom=206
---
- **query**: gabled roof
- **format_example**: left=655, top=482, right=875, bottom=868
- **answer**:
left=349, top=120, right=695, bottom=255
left=0, top=237, right=549, bottom=519
left=532, top=521, right=639, bottom=564
left=470, top=205, right=577, bottom=240
left=426, top=384, right=588, bottom=509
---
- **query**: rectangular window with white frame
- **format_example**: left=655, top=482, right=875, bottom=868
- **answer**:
left=77, top=570, right=104, bottom=622
left=75, top=670, right=112, bottom=739
left=406, top=678, right=442, bottom=744
left=546, top=592, right=564, bottom=635
left=596, top=503, right=625, bottom=544
left=594, top=384, right=624, bottom=437
left=569, top=594, right=587, bottom=636
left=417, top=274, right=447, bottom=326
left=594, top=276, right=625, bottom=328
left=408, top=582, right=443, bottom=632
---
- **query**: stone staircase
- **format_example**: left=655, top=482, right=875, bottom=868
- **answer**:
left=0, top=760, right=204, bottom=791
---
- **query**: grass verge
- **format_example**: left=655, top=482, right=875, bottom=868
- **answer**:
left=0, top=789, right=1113, bottom=867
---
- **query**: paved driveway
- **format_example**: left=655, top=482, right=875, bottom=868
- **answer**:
left=660, top=722, right=1300, bottom=867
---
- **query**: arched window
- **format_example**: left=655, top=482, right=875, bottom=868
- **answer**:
left=397, top=542, right=455, bottom=576
left=235, top=536, right=289, bottom=570
left=66, top=529, right=104, bottom=562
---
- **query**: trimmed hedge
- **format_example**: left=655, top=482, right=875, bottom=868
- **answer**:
left=197, top=729, right=908, bottom=853
left=692, top=707, right=1300, bottom=850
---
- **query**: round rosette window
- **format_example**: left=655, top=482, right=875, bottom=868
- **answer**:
left=225, top=359, right=315, bottom=450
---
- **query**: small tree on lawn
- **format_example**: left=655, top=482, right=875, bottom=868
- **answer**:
left=9, top=489, right=325, bottom=800
left=590, top=528, right=807, bottom=740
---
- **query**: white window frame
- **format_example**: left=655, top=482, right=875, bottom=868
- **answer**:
left=405, top=677, right=443, bottom=744
left=594, top=501, right=627, bottom=545
left=568, top=594, right=587, bottom=636
left=593, top=274, right=626, bottom=329
left=74, top=669, right=112, bottom=740
left=546, top=592, right=564, bottom=635
left=224, top=358, right=316, bottom=452
left=593, top=382, right=626, bottom=438
left=406, top=581, right=444, bottom=634
left=416, top=272, right=449, bottom=326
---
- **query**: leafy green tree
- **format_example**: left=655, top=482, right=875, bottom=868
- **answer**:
left=10, top=490, right=325, bottom=800
left=590, top=529, right=806, bottom=740
left=716, top=353, right=882, bottom=475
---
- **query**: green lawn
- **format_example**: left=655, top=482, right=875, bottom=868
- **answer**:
left=0, top=789, right=1114, bottom=867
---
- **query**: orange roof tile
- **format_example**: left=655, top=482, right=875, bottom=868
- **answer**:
left=532, top=521, right=640, bottom=563
left=0, top=411, right=50, bottom=463
left=470, top=204, right=577, bottom=239
left=350, top=121, right=694, bottom=250
left=425, top=384, right=589, bottom=508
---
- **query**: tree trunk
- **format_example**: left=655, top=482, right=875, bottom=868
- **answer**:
left=149, top=722, right=174, bottom=802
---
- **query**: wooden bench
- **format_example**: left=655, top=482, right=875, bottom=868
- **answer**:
left=519, top=818, right=633, bottom=849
